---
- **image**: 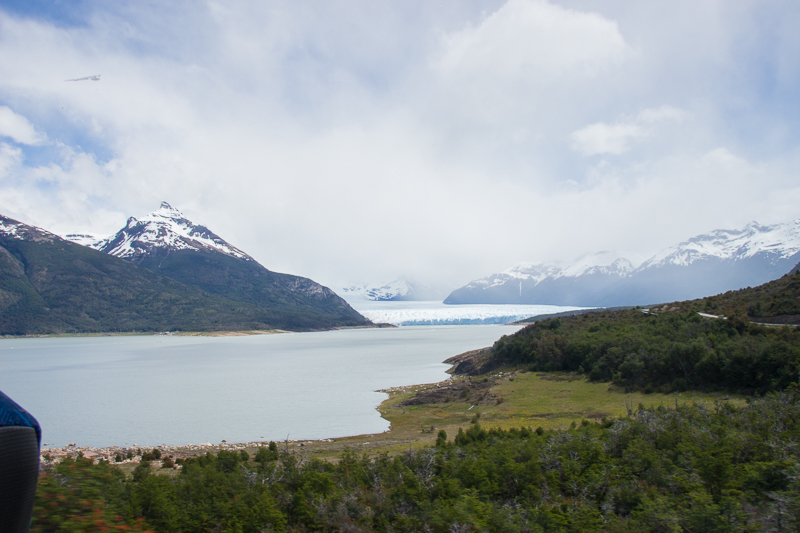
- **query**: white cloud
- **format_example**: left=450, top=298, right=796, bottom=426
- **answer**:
left=570, top=122, right=644, bottom=156
left=0, top=1, right=799, bottom=289
left=0, top=106, right=45, bottom=145
left=436, top=0, right=631, bottom=78
left=426, top=0, right=636, bottom=136
left=637, top=105, right=689, bottom=123
left=0, top=142, right=22, bottom=176
left=571, top=105, right=690, bottom=156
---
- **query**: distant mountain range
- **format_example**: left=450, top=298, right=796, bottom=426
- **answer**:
left=445, top=220, right=800, bottom=307
left=0, top=203, right=368, bottom=335
left=338, top=278, right=447, bottom=302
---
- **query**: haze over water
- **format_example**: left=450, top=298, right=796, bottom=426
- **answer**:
left=1, top=325, right=522, bottom=448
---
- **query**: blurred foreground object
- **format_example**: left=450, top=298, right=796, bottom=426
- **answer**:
left=0, top=390, right=41, bottom=533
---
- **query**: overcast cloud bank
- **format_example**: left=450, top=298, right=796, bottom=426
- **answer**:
left=1, top=0, right=799, bottom=288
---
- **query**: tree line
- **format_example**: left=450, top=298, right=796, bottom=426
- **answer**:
left=33, top=388, right=800, bottom=532
left=491, top=308, right=800, bottom=394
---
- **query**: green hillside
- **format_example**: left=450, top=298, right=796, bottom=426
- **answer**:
left=685, top=265, right=800, bottom=323
left=0, top=230, right=366, bottom=335
left=134, top=248, right=364, bottom=324
left=34, top=392, right=800, bottom=531
left=481, top=270, right=800, bottom=394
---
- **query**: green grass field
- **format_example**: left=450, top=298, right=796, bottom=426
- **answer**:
left=275, top=368, right=745, bottom=461
left=120, top=367, right=748, bottom=472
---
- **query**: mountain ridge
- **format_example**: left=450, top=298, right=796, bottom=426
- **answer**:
left=67, top=202, right=367, bottom=325
left=339, top=277, right=447, bottom=302
left=0, top=209, right=369, bottom=334
left=445, top=219, right=800, bottom=307
left=65, top=202, right=251, bottom=261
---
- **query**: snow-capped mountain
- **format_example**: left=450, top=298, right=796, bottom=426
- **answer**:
left=0, top=211, right=368, bottom=333
left=63, top=233, right=104, bottom=247
left=478, top=262, right=565, bottom=288
left=444, top=252, right=640, bottom=306
left=638, top=221, right=800, bottom=269
left=89, top=202, right=251, bottom=263
left=64, top=202, right=368, bottom=326
left=445, top=219, right=800, bottom=307
left=555, top=251, right=642, bottom=279
left=1, top=216, right=59, bottom=243
left=338, top=278, right=446, bottom=302
left=617, top=219, right=800, bottom=305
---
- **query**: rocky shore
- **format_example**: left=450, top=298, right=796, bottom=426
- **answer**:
left=37, top=350, right=488, bottom=469
left=40, top=438, right=333, bottom=468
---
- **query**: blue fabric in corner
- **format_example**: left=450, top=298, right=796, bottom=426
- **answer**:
left=0, top=390, right=41, bottom=447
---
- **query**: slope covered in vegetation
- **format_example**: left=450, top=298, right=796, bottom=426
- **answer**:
left=34, top=391, right=800, bottom=532
left=134, top=248, right=365, bottom=325
left=487, top=271, right=800, bottom=393
left=29, top=272, right=800, bottom=531
left=686, top=265, right=800, bottom=324
left=0, top=225, right=367, bottom=335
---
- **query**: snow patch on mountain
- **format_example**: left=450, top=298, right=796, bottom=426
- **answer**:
left=338, top=278, right=447, bottom=302
left=341, top=279, right=413, bottom=301
left=0, top=216, right=57, bottom=242
left=466, top=262, right=563, bottom=289
left=639, top=220, right=800, bottom=269
left=555, top=251, right=643, bottom=278
left=0, top=218, right=25, bottom=240
left=464, top=251, right=642, bottom=291
left=63, top=233, right=105, bottom=247
left=92, top=202, right=251, bottom=261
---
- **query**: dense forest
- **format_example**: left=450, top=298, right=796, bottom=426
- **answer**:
left=34, top=389, right=800, bottom=532
left=488, top=271, right=800, bottom=394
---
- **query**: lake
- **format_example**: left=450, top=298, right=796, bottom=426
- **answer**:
left=0, top=325, right=522, bottom=448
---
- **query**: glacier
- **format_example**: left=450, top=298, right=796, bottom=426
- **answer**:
left=350, top=300, right=589, bottom=326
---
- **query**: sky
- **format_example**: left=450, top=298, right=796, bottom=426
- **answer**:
left=1, top=0, right=799, bottom=291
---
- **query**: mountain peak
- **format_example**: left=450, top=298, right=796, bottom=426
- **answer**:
left=338, top=277, right=448, bottom=302
left=445, top=217, right=800, bottom=306
left=641, top=219, right=800, bottom=269
left=155, top=201, right=183, bottom=219
left=93, top=203, right=251, bottom=262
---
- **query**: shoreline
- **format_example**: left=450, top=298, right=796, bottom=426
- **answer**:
left=1, top=322, right=397, bottom=340
left=35, top=338, right=742, bottom=467
left=40, top=358, right=740, bottom=469
left=39, top=373, right=465, bottom=467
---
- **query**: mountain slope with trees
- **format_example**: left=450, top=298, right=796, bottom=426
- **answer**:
left=82, top=202, right=366, bottom=326
left=34, top=390, right=800, bottom=531
left=481, top=270, right=800, bottom=394
left=0, top=215, right=368, bottom=334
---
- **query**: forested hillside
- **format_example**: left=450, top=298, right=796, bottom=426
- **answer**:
left=487, top=270, right=800, bottom=393
left=34, top=391, right=800, bottom=532
left=88, top=202, right=367, bottom=326
left=686, top=265, right=800, bottom=323
left=0, top=219, right=367, bottom=334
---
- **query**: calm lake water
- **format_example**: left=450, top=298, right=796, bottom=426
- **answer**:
left=0, top=325, right=521, bottom=448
